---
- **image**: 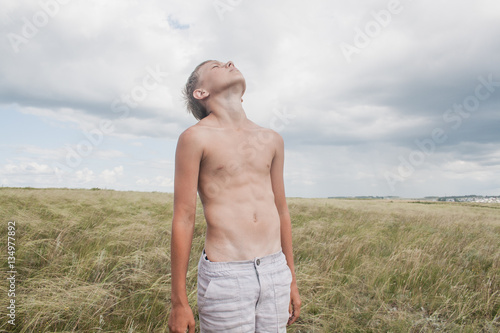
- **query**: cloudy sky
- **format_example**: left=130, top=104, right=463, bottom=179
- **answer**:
left=1, top=0, right=500, bottom=198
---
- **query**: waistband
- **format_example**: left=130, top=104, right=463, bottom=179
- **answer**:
left=198, top=248, right=286, bottom=274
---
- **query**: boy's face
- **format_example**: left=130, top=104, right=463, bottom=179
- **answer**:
left=197, top=60, right=246, bottom=96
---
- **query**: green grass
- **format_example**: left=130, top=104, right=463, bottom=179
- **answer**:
left=0, top=188, right=499, bottom=332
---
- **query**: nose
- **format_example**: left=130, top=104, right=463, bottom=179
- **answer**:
left=226, top=61, right=234, bottom=68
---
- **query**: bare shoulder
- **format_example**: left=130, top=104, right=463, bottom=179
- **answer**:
left=176, top=123, right=208, bottom=152
left=250, top=122, right=283, bottom=143
left=262, top=127, right=284, bottom=147
left=246, top=122, right=283, bottom=157
left=178, top=122, right=210, bottom=141
left=269, top=128, right=284, bottom=145
left=245, top=122, right=284, bottom=153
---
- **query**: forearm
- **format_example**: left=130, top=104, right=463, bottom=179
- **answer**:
left=279, top=211, right=297, bottom=282
left=170, top=218, right=195, bottom=306
left=281, top=209, right=302, bottom=325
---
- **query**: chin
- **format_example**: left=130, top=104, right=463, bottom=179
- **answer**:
left=231, top=77, right=246, bottom=92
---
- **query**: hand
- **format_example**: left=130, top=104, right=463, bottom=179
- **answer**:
left=168, top=303, right=195, bottom=333
left=287, top=281, right=301, bottom=326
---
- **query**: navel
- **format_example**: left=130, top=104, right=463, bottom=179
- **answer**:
left=253, top=212, right=257, bottom=223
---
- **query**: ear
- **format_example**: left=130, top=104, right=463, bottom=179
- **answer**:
left=193, top=88, right=209, bottom=101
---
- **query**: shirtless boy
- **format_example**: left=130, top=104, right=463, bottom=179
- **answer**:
left=168, top=60, right=301, bottom=332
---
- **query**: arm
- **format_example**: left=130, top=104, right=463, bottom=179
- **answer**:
left=269, top=131, right=301, bottom=326
left=168, top=128, right=203, bottom=333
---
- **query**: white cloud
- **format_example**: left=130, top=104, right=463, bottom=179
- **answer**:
left=0, top=161, right=58, bottom=187
left=1, top=162, right=53, bottom=175
left=136, top=178, right=150, bottom=186
left=155, top=176, right=174, bottom=187
left=135, top=176, right=173, bottom=188
left=99, top=166, right=124, bottom=184
left=75, top=168, right=95, bottom=183
left=1, top=0, right=499, bottom=197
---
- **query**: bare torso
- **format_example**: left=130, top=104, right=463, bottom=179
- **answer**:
left=194, top=120, right=281, bottom=262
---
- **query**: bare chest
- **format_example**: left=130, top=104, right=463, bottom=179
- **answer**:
left=200, top=131, right=276, bottom=179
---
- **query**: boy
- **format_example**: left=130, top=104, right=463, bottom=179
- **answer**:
left=168, top=60, right=301, bottom=332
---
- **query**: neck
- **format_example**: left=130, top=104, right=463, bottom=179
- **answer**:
left=205, top=90, right=247, bottom=127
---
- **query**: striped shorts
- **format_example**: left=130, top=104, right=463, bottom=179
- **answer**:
left=197, top=248, right=292, bottom=332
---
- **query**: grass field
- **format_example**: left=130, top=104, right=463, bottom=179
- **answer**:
left=0, top=188, right=499, bottom=332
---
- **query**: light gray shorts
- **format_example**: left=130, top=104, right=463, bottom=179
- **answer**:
left=197, top=248, right=292, bottom=333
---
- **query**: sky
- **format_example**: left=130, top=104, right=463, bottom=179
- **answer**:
left=1, top=0, right=500, bottom=198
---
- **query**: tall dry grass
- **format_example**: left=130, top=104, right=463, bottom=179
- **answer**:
left=0, top=188, right=498, bottom=332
